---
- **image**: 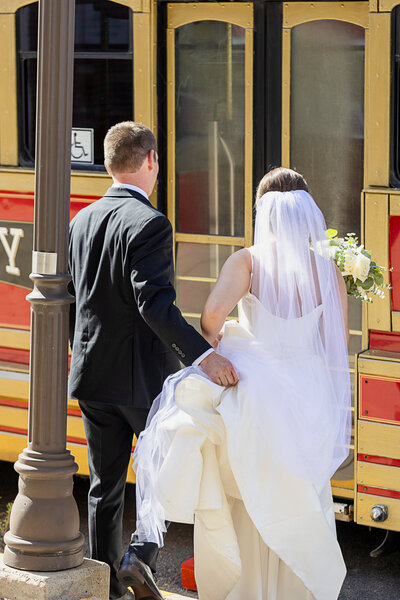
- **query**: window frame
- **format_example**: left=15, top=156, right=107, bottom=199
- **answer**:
left=16, top=1, right=134, bottom=171
left=391, top=5, right=400, bottom=187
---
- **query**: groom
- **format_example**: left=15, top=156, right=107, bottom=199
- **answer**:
left=68, top=121, right=238, bottom=600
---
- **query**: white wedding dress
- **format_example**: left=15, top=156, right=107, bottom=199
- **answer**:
left=134, top=191, right=350, bottom=600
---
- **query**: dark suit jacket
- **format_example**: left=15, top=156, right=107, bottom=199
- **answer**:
left=68, top=186, right=211, bottom=408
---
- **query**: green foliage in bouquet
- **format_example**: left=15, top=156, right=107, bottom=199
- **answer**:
left=326, top=229, right=391, bottom=302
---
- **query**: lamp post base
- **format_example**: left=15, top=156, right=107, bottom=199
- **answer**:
left=2, top=544, right=84, bottom=573
left=3, top=448, right=84, bottom=572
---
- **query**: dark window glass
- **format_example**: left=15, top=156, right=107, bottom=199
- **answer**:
left=16, top=0, right=133, bottom=168
left=75, top=0, right=130, bottom=52
left=391, top=7, right=400, bottom=186
left=174, top=21, right=246, bottom=237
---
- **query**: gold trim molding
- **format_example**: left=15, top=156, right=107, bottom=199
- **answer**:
left=379, top=0, right=400, bottom=12
left=167, top=2, right=253, bottom=29
left=283, top=2, right=369, bottom=29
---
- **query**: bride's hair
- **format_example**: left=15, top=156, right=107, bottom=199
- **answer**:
left=256, top=167, right=309, bottom=202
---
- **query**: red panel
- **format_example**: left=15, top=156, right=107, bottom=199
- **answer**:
left=0, top=192, right=34, bottom=221
left=178, top=172, right=209, bottom=235
left=358, top=453, right=400, bottom=467
left=0, top=283, right=30, bottom=328
left=0, top=189, right=100, bottom=359
left=0, top=347, right=30, bottom=365
left=360, top=376, right=400, bottom=423
left=0, top=191, right=99, bottom=222
left=357, top=485, right=400, bottom=499
left=370, top=330, right=400, bottom=353
left=390, top=215, right=400, bottom=311
left=181, top=557, right=197, bottom=591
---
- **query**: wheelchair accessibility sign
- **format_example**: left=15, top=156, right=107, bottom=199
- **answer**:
left=71, top=128, right=94, bottom=164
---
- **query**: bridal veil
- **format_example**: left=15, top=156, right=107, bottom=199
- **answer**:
left=133, top=189, right=351, bottom=558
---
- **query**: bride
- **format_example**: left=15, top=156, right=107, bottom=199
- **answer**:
left=133, top=167, right=351, bottom=600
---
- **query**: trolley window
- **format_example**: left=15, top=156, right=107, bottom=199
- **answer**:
left=392, top=6, right=400, bottom=186
left=16, top=0, right=133, bottom=169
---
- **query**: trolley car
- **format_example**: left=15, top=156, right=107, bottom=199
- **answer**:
left=0, top=0, right=398, bottom=536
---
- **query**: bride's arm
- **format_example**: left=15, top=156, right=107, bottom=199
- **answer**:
left=201, top=248, right=252, bottom=345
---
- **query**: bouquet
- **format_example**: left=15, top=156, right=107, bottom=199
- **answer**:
left=326, top=229, right=391, bottom=302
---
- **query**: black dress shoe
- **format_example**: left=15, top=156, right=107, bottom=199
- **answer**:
left=117, top=549, right=164, bottom=600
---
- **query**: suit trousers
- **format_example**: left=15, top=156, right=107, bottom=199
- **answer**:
left=79, top=400, right=161, bottom=600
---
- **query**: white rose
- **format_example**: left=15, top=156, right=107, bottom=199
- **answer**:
left=352, top=253, right=371, bottom=283
left=343, top=248, right=357, bottom=276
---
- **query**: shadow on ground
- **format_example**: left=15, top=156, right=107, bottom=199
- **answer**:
left=1, top=460, right=400, bottom=598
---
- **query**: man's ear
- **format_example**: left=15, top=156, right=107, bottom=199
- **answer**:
left=105, top=162, right=113, bottom=178
left=147, top=149, right=156, bottom=171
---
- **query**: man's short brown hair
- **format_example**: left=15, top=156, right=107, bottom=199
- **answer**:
left=104, top=121, right=157, bottom=174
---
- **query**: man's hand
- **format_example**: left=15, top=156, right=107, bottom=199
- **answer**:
left=199, top=351, right=239, bottom=386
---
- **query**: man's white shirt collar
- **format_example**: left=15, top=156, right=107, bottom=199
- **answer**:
left=111, top=182, right=149, bottom=201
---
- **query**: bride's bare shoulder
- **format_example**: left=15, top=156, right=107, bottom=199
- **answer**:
left=222, top=247, right=252, bottom=273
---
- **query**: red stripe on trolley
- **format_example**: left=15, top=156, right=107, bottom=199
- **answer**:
left=0, top=425, right=27, bottom=436
left=0, top=398, right=27, bottom=409
left=0, top=189, right=101, bottom=200
left=0, top=419, right=136, bottom=452
left=0, top=425, right=88, bottom=447
left=0, top=399, right=82, bottom=419
left=0, top=347, right=30, bottom=365
left=357, top=485, right=400, bottom=499
left=358, top=454, right=400, bottom=468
